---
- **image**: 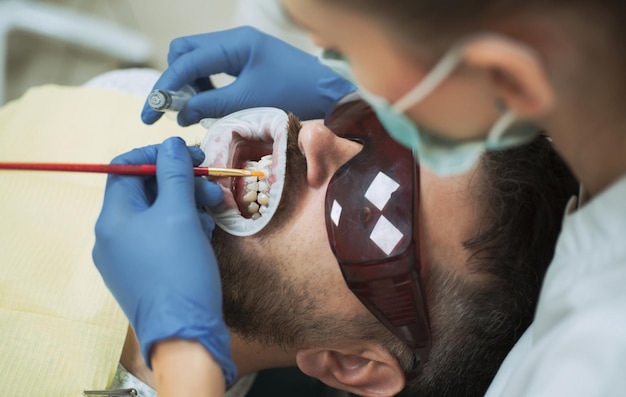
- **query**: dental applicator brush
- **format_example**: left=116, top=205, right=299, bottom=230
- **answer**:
left=0, top=162, right=266, bottom=179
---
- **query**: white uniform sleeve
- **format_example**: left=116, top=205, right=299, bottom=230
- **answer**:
left=487, top=175, right=626, bottom=397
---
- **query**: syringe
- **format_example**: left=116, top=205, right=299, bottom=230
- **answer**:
left=147, top=85, right=196, bottom=112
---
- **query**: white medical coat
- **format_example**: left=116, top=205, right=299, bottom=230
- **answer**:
left=486, top=175, right=626, bottom=396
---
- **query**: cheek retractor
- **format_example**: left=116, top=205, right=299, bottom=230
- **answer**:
left=200, top=108, right=288, bottom=236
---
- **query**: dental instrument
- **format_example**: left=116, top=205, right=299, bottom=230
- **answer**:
left=0, top=162, right=266, bottom=178
left=83, top=388, right=138, bottom=396
left=147, top=85, right=196, bottom=112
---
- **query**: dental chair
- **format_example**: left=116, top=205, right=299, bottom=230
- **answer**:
left=0, top=0, right=153, bottom=104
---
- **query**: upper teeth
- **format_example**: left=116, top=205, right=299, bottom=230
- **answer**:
left=243, top=155, right=272, bottom=219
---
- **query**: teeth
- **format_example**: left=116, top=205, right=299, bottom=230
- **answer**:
left=258, top=157, right=272, bottom=169
left=247, top=202, right=260, bottom=213
left=258, top=180, right=269, bottom=192
left=257, top=192, right=270, bottom=206
left=242, top=155, right=273, bottom=218
left=243, top=191, right=258, bottom=202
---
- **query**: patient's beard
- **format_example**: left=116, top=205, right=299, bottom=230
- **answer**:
left=213, top=227, right=318, bottom=349
left=212, top=122, right=317, bottom=349
left=212, top=117, right=375, bottom=350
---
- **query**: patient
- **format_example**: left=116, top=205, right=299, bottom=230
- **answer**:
left=117, top=97, right=578, bottom=396
left=0, top=69, right=573, bottom=396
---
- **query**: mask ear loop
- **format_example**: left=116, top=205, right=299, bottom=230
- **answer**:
left=394, top=33, right=535, bottom=138
left=393, top=38, right=519, bottom=147
left=485, top=109, right=518, bottom=145
left=392, top=44, right=466, bottom=113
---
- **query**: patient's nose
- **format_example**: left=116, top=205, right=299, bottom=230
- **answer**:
left=298, top=120, right=362, bottom=188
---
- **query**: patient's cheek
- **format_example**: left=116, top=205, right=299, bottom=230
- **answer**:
left=418, top=168, right=478, bottom=273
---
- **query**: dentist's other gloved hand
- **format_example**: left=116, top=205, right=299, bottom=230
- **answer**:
left=92, top=137, right=236, bottom=386
left=141, top=26, right=356, bottom=126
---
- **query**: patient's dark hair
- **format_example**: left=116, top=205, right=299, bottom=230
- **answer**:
left=367, top=135, right=578, bottom=396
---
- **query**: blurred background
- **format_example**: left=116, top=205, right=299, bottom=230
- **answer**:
left=2, top=0, right=315, bottom=104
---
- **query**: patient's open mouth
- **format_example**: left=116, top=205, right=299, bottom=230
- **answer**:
left=200, top=108, right=288, bottom=236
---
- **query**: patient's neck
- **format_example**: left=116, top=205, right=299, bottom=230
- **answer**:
left=231, top=333, right=298, bottom=379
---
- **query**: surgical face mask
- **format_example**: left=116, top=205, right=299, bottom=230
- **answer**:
left=320, top=46, right=540, bottom=176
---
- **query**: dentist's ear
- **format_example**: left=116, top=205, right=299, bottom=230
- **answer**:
left=296, top=341, right=406, bottom=397
left=462, top=35, right=555, bottom=118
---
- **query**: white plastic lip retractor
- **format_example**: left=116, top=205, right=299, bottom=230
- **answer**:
left=200, top=107, right=288, bottom=236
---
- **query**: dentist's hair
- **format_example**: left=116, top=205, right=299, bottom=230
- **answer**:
left=321, top=0, right=626, bottom=99
left=321, top=0, right=626, bottom=52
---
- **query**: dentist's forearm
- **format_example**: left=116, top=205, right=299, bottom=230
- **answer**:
left=152, top=339, right=225, bottom=397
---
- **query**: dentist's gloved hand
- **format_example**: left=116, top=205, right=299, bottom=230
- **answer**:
left=141, top=26, right=356, bottom=126
left=92, top=137, right=236, bottom=386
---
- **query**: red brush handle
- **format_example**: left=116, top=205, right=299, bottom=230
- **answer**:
left=0, top=162, right=209, bottom=176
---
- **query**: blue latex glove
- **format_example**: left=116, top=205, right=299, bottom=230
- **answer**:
left=92, top=137, right=236, bottom=386
left=141, top=26, right=356, bottom=126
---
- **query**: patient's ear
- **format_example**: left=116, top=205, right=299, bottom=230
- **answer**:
left=296, top=341, right=405, bottom=397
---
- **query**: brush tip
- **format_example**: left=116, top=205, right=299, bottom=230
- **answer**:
left=251, top=170, right=267, bottom=180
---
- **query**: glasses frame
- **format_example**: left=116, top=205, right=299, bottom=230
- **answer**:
left=324, top=99, right=432, bottom=375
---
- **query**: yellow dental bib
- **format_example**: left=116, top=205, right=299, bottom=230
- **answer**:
left=0, top=85, right=206, bottom=395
